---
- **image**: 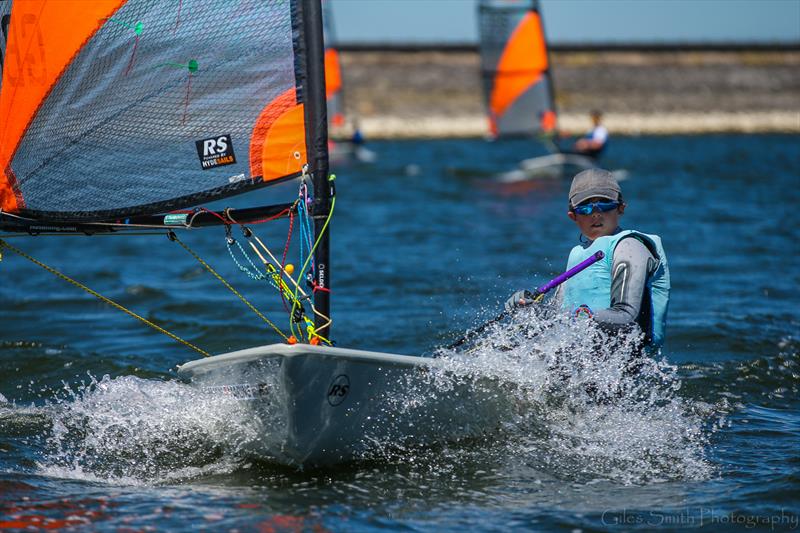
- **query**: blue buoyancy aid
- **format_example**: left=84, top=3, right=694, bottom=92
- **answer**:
left=561, top=230, right=671, bottom=347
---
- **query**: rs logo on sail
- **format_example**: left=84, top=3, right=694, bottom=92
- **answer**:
left=195, top=134, right=237, bottom=170
left=203, top=137, right=227, bottom=155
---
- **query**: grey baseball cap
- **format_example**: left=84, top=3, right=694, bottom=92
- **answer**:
left=568, top=168, right=621, bottom=207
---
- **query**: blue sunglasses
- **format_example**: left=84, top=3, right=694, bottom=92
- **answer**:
left=572, top=201, right=620, bottom=215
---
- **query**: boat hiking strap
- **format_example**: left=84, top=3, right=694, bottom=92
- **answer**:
left=168, top=231, right=290, bottom=342
left=0, top=238, right=211, bottom=357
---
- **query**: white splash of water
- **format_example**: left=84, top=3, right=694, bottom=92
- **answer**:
left=36, top=374, right=258, bottom=485
left=421, top=304, right=718, bottom=484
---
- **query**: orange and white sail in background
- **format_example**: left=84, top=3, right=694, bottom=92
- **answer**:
left=322, top=0, right=345, bottom=129
left=478, top=0, right=557, bottom=138
left=0, top=0, right=312, bottom=221
left=325, top=47, right=345, bottom=128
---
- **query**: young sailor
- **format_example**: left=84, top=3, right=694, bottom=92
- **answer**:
left=560, top=110, right=608, bottom=160
left=506, top=168, right=670, bottom=349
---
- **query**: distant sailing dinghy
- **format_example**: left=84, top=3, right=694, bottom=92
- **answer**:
left=323, top=1, right=376, bottom=166
left=478, top=0, right=602, bottom=181
left=0, top=0, right=507, bottom=467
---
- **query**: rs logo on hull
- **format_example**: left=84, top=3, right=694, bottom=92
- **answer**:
left=327, top=374, right=350, bottom=406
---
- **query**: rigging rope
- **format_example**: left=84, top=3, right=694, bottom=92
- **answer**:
left=0, top=174, right=335, bottom=353
left=219, top=177, right=335, bottom=346
left=222, top=216, right=318, bottom=340
left=227, top=238, right=271, bottom=282
left=235, top=227, right=331, bottom=345
left=169, top=232, right=290, bottom=342
left=290, top=187, right=335, bottom=342
left=0, top=238, right=211, bottom=357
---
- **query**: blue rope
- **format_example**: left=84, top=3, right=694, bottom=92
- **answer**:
left=226, top=239, right=280, bottom=291
left=298, top=197, right=315, bottom=284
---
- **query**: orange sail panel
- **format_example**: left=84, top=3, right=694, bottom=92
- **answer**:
left=0, top=0, right=125, bottom=213
left=540, top=109, right=557, bottom=133
left=250, top=89, right=307, bottom=181
left=489, top=11, right=547, bottom=122
left=324, top=49, right=341, bottom=99
left=324, top=48, right=345, bottom=127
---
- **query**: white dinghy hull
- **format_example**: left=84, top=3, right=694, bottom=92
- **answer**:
left=178, top=344, right=511, bottom=467
left=498, top=153, right=628, bottom=183
left=496, top=153, right=594, bottom=182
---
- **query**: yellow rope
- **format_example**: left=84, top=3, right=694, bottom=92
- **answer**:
left=303, top=316, right=332, bottom=345
left=245, top=233, right=328, bottom=342
left=245, top=239, right=303, bottom=306
left=0, top=238, right=211, bottom=357
left=170, top=233, right=289, bottom=342
left=251, top=235, right=331, bottom=325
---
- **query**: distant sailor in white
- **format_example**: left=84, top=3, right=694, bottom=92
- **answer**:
left=506, top=168, right=670, bottom=349
left=560, top=110, right=609, bottom=160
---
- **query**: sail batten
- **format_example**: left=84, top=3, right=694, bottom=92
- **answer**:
left=0, top=0, right=313, bottom=223
left=478, top=0, right=557, bottom=138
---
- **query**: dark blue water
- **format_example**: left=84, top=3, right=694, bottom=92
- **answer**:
left=1, top=134, right=798, bottom=531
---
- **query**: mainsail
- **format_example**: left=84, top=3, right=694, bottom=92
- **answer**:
left=0, top=0, right=332, bottom=337
left=0, top=1, right=326, bottom=221
left=478, top=0, right=557, bottom=138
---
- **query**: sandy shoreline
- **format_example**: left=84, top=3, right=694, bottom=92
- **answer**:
left=334, top=49, right=800, bottom=138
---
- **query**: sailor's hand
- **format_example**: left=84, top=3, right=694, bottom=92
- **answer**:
left=505, top=290, right=535, bottom=313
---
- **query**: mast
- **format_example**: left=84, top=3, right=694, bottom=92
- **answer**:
left=302, top=0, right=333, bottom=339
